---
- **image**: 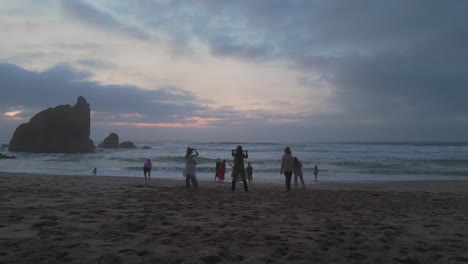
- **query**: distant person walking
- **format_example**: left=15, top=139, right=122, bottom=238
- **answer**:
left=231, top=145, right=249, bottom=192
left=293, top=157, right=305, bottom=191
left=281, top=147, right=294, bottom=191
left=93, top=167, right=97, bottom=176
left=143, top=159, right=152, bottom=184
left=246, top=162, right=253, bottom=182
left=314, top=165, right=319, bottom=183
left=218, top=160, right=226, bottom=182
left=184, top=147, right=199, bottom=190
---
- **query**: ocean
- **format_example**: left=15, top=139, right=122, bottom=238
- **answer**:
left=1, top=142, right=468, bottom=183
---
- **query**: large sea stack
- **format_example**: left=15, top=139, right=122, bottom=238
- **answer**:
left=9, top=96, right=95, bottom=153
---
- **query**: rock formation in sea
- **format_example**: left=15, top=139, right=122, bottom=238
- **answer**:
left=120, top=141, right=137, bottom=148
left=98, top=133, right=119, bottom=148
left=9, top=96, right=95, bottom=153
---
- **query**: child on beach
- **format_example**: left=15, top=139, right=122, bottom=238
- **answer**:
left=246, top=162, right=253, bottom=182
left=215, top=158, right=221, bottom=181
left=217, top=160, right=226, bottom=182
left=143, top=159, right=152, bottom=184
left=293, top=157, right=305, bottom=191
left=184, top=147, right=199, bottom=190
left=314, top=165, right=319, bottom=183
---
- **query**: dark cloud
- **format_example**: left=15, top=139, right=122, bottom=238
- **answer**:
left=191, top=0, right=468, bottom=139
left=0, top=63, right=205, bottom=124
left=60, top=0, right=150, bottom=40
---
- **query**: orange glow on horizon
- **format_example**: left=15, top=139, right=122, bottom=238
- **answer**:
left=101, top=117, right=224, bottom=128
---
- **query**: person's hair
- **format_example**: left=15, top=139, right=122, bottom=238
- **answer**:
left=284, top=146, right=291, bottom=155
left=185, top=147, right=192, bottom=158
left=294, top=157, right=298, bottom=166
left=234, top=145, right=243, bottom=157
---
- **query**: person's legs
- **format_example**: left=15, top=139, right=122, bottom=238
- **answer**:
left=294, top=174, right=298, bottom=189
left=190, top=176, right=198, bottom=190
left=148, top=170, right=151, bottom=182
left=284, top=172, right=292, bottom=191
left=239, top=169, right=248, bottom=192
left=231, top=178, right=236, bottom=191
left=186, top=175, right=191, bottom=188
left=242, top=179, right=249, bottom=192
left=299, top=175, right=305, bottom=190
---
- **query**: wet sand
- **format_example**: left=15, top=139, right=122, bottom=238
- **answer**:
left=0, top=172, right=467, bottom=263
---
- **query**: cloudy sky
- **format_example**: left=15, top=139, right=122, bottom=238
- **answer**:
left=1, top=0, right=467, bottom=143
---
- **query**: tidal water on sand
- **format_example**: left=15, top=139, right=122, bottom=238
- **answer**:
left=1, top=142, right=467, bottom=183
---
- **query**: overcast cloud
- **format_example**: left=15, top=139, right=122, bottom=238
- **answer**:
left=0, top=0, right=467, bottom=142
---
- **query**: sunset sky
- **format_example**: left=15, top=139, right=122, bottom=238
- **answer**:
left=1, top=0, right=467, bottom=143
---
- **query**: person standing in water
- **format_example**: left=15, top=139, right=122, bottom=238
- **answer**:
left=143, top=159, right=152, bottom=184
left=93, top=167, right=97, bottom=176
left=231, top=145, right=248, bottom=192
left=280, top=147, right=294, bottom=191
left=184, top=147, right=199, bottom=190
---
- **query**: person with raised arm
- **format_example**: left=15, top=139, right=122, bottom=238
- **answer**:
left=231, top=145, right=249, bottom=192
left=184, top=147, right=199, bottom=190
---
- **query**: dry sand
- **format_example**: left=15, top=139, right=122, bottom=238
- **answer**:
left=0, top=172, right=467, bottom=263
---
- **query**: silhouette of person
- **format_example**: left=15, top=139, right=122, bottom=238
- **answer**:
left=184, top=147, right=199, bottom=190
left=231, top=145, right=248, bottom=192
left=143, top=159, right=152, bottom=184
left=93, top=167, right=97, bottom=176
left=281, top=147, right=294, bottom=191
left=246, top=162, right=253, bottom=182
left=293, top=157, right=305, bottom=191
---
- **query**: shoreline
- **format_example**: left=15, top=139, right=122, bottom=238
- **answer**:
left=1, top=171, right=468, bottom=193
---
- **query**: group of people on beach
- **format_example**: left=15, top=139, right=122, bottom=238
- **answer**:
left=142, top=145, right=319, bottom=192
left=214, top=153, right=254, bottom=183
left=281, top=146, right=319, bottom=191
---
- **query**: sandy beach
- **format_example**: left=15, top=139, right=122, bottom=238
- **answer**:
left=0, top=172, right=467, bottom=263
